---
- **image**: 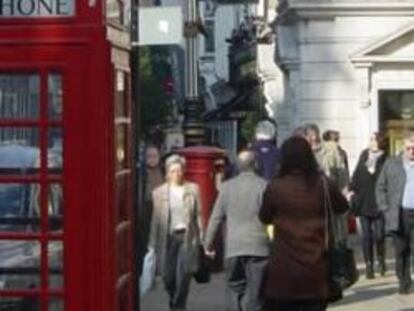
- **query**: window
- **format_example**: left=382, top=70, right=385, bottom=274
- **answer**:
left=204, top=19, right=215, bottom=53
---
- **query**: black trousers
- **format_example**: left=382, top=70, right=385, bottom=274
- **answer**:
left=225, top=256, right=268, bottom=311
left=267, top=300, right=327, bottom=311
left=393, top=209, right=414, bottom=291
left=360, top=215, right=386, bottom=267
left=164, top=231, right=192, bottom=310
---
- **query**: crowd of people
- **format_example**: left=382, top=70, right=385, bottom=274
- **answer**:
left=140, top=121, right=414, bottom=311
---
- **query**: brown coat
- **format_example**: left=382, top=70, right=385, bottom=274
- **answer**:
left=148, top=182, right=203, bottom=277
left=259, top=174, right=348, bottom=300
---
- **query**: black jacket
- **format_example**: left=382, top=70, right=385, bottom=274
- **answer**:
left=350, top=149, right=387, bottom=217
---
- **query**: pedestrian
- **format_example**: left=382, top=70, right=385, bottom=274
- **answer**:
left=249, top=120, right=280, bottom=181
left=376, top=131, right=414, bottom=294
left=350, top=132, right=388, bottom=279
left=148, top=154, right=203, bottom=310
left=259, top=136, right=349, bottom=311
left=204, top=150, right=269, bottom=311
left=304, top=124, right=349, bottom=244
left=143, top=145, right=164, bottom=251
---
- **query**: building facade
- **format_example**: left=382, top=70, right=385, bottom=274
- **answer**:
left=274, top=0, right=414, bottom=167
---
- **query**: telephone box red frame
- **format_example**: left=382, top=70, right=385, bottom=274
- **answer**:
left=0, top=2, right=136, bottom=311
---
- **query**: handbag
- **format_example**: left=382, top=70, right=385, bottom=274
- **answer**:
left=140, top=248, right=156, bottom=297
left=193, top=245, right=211, bottom=284
left=322, top=178, right=359, bottom=303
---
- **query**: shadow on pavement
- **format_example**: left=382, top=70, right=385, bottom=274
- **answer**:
left=332, top=286, right=398, bottom=307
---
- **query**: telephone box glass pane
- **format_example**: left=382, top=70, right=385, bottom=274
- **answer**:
left=0, top=183, right=41, bottom=232
left=115, top=176, right=128, bottom=222
left=48, top=241, right=63, bottom=289
left=116, top=228, right=130, bottom=278
left=48, top=74, right=63, bottom=120
left=0, top=240, right=41, bottom=289
left=0, top=74, right=40, bottom=119
left=0, top=127, right=40, bottom=174
left=48, top=184, right=63, bottom=232
left=115, top=71, right=128, bottom=117
left=116, top=125, right=128, bottom=169
left=48, top=128, right=63, bottom=171
left=50, top=297, right=64, bottom=311
left=0, top=296, right=39, bottom=310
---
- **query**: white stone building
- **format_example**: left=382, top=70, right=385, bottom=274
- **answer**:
left=273, top=0, right=414, bottom=167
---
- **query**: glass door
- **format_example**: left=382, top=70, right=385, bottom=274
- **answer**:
left=0, top=71, right=64, bottom=311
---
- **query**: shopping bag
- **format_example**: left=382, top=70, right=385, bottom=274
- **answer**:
left=140, top=248, right=156, bottom=297
left=322, top=178, right=359, bottom=303
left=193, top=246, right=211, bottom=284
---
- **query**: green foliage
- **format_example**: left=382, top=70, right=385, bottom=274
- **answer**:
left=139, top=47, right=173, bottom=138
left=240, top=111, right=262, bottom=146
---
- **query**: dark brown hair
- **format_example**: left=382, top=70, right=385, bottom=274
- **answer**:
left=278, top=136, right=319, bottom=180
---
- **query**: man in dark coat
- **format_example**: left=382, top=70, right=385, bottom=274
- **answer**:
left=249, top=120, right=280, bottom=181
left=376, top=131, right=414, bottom=294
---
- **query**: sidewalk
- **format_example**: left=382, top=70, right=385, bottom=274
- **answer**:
left=141, top=267, right=414, bottom=311
left=330, top=265, right=414, bottom=311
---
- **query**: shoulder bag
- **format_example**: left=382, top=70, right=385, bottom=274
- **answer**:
left=322, top=177, right=359, bottom=303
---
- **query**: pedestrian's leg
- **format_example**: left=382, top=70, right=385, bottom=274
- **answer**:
left=393, top=232, right=410, bottom=293
left=245, top=256, right=268, bottom=311
left=170, top=232, right=191, bottom=310
left=164, top=234, right=179, bottom=306
left=225, top=257, right=246, bottom=311
left=360, top=216, right=374, bottom=278
left=374, top=214, right=386, bottom=276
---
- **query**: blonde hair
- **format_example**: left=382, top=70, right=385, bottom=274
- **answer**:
left=165, top=154, right=186, bottom=172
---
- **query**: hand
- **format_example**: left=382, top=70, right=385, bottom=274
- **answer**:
left=342, top=188, right=354, bottom=202
left=204, top=247, right=216, bottom=259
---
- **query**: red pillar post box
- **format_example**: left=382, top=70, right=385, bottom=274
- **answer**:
left=177, top=146, right=227, bottom=231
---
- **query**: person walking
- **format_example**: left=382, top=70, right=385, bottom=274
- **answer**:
left=376, top=131, right=414, bottom=294
left=350, top=133, right=388, bottom=279
left=304, top=124, right=349, bottom=245
left=259, top=136, right=349, bottom=311
left=249, top=120, right=280, bottom=181
left=204, top=150, right=269, bottom=311
left=148, top=154, right=203, bottom=310
left=143, top=145, right=164, bottom=249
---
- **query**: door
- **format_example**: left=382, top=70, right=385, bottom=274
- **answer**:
left=379, top=90, right=414, bottom=155
left=0, top=46, right=87, bottom=311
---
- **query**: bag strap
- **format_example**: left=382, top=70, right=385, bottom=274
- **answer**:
left=322, top=176, right=336, bottom=250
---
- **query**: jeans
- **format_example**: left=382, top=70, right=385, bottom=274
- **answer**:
left=225, top=256, right=268, bottom=311
left=360, top=215, right=386, bottom=269
left=393, top=209, right=414, bottom=291
left=164, top=231, right=192, bottom=310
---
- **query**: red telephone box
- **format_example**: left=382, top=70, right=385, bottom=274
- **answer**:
left=0, top=2, right=136, bottom=311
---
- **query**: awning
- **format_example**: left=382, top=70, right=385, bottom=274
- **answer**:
left=203, top=80, right=237, bottom=110
left=203, top=83, right=258, bottom=122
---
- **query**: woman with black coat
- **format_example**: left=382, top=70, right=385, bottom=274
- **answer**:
left=350, top=133, right=388, bottom=279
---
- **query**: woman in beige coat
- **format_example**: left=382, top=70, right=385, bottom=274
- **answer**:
left=148, top=154, right=203, bottom=311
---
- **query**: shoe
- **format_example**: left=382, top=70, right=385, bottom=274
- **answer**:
left=378, top=261, right=386, bottom=276
left=398, top=287, right=410, bottom=295
left=366, top=265, right=375, bottom=279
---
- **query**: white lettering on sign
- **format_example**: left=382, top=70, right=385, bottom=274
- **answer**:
left=0, top=0, right=75, bottom=17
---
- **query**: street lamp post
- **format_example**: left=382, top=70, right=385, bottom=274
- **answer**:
left=183, top=0, right=205, bottom=146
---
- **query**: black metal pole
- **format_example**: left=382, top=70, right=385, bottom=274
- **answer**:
left=183, top=0, right=205, bottom=146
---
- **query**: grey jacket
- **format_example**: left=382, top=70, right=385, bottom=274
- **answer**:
left=148, top=182, right=202, bottom=277
left=204, top=171, right=270, bottom=259
left=375, top=155, right=406, bottom=232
